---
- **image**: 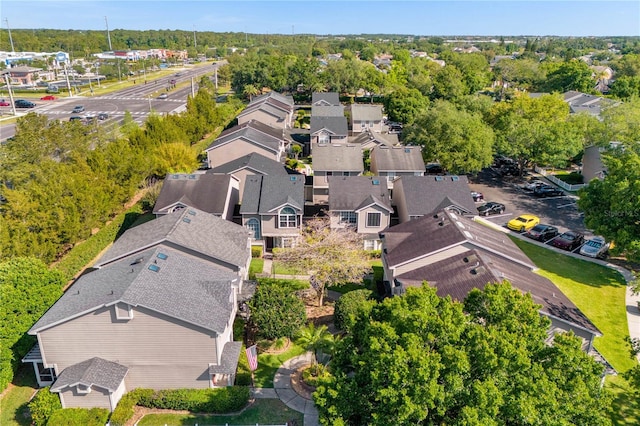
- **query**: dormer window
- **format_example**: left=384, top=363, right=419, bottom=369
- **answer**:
left=76, top=384, right=91, bottom=394
left=279, top=207, right=297, bottom=228
left=115, top=303, right=133, bottom=320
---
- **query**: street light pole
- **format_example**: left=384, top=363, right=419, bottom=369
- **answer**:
left=4, top=73, right=17, bottom=116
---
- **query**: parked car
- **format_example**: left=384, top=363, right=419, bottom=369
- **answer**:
left=425, top=163, right=444, bottom=175
left=471, top=191, right=484, bottom=202
left=72, top=105, right=85, bottom=113
left=69, top=116, right=84, bottom=122
left=0, top=99, right=11, bottom=106
left=533, top=185, right=564, bottom=198
left=40, top=95, right=57, bottom=101
left=84, top=113, right=96, bottom=121
left=477, top=202, right=506, bottom=216
left=525, top=224, right=559, bottom=242
left=157, top=93, right=168, bottom=99
left=15, top=99, right=36, bottom=108
left=522, top=179, right=546, bottom=192
left=507, top=214, right=540, bottom=232
left=579, top=236, right=610, bottom=258
left=551, top=231, right=585, bottom=251
left=97, top=113, right=109, bottom=120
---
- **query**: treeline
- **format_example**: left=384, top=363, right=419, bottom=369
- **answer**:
left=0, top=81, right=241, bottom=264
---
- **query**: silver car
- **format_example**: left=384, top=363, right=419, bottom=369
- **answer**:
left=579, top=236, right=609, bottom=258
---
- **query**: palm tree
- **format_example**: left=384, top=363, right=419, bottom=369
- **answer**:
left=295, top=322, right=334, bottom=367
left=243, top=84, right=260, bottom=101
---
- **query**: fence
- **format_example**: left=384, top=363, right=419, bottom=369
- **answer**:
left=534, top=166, right=586, bottom=192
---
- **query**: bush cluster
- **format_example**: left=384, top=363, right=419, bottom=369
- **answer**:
left=251, top=246, right=263, bottom=258
left=28, top=387, right=62, bottom=426
left=250, top=282, right=307, bottom=340
left=46, top=408, right=109, bottom=426
left=333, top=289, right=376, bottom=333
left=110, top=387, right=250, bottom=426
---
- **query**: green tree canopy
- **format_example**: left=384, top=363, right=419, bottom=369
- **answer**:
left=248, top=282, right=306, bottom=340
left=403, top=100, right=494, bottom=174
left=314, top=283, right=611, bottom=426
left=578, top=147, right=640, bottom=262
left=383, top=87, right=429, bottom=125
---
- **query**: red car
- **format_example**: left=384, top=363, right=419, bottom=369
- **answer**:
left=40, top=95, right=57, bottom=101
left=0, top=99, right=10, bottom=106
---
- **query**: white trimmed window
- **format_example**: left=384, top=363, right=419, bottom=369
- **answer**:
left=366, top=212, right=381, bottom=227
left=279, top=207, right=297, bottom=228
left=246, top=218, right=261, bottom=240
left=339, top=211, right=357, bottom=224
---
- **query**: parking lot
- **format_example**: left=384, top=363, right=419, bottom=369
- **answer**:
left=468, top=168, right=595, bottom=254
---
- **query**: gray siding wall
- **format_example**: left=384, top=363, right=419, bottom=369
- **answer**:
left=260, top=213, right=301, bottom=236
left=356, top=204, right=390, bottom=235
left=40, top=305, right=218, bottom=390
left=60, top=385, right=111, bottom=410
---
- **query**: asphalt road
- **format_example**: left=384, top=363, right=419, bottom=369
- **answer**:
left=468, top=168, right=590, bottom=240
left=0, top=61, right=225, bottom=139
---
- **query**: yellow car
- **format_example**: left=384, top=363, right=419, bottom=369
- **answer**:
left=507, top=214, right=540, bottom=232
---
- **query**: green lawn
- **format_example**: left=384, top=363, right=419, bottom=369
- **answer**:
left=249, top=258, right=264, bottom=279
left=512, top=237, right=636, bottom=373
left=0, top=367, right=37, bottom=426
left=253, top=344, right=306, bottom=388
left=272, top=261, right=306, bottom=275
left=137, top=399, right=303, bottom=426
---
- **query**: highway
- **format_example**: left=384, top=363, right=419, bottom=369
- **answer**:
left=0, top=61, right=226, bottom=141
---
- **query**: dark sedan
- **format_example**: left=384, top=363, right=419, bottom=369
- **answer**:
left=15, top=99, right=36, bottom=108
left=533, top=185, right=564, bottom=198
left=551, top=231, right=585, bottom=251
left=525, top=224, right=559, bottom=242
left=477, top=202, right=506, bottom=216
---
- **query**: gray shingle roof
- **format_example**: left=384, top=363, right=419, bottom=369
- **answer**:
left=371, top=146, right=425, bottom=172
left=312, top=92, right=340, bottom=106
left=250, top=91, right=294, bottom=108
left=350, top=130, right=398, bottom=148
left=382, top=210, right=533, bottom=268
left=217, top=120, right=284, bottom=141
left=51, top=357, right=128, bottom=392
left=311, top=144, right=364, bottom=172
left=311, top=116, right=348, bottom=136
left=153, top=174, right=234, bottom=215
left=312, top=105, right=345, bottom=117
left=328, top=176, right=392, bottom=212
left=350, top=104, right=383, bottom=122
left=209, top=152, right=291, bottom=176
left=32, top=245, right=238, bottom=334
left=394, top=175, right=477, bottom=217
left=209, top=341, right=243, bottom=374
left=95, top=208, right=250, bottom=270
left=240, top=175, right=305, bottom=214
left=206, top=125, right=282, bottom=154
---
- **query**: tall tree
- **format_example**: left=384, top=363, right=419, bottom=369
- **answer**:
left=403, top=100, right=494, bottom=174
left=578, top=147, right=640, bottom=262
left=314, top=283, right=611, bottom=426
left=275, top=217, right=370, bottom=306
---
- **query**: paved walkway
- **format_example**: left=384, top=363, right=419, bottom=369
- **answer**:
left=251, top=352, right=319, bottom=426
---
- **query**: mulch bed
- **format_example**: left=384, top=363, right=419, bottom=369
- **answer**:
left=290, top=365, right=315, bottom=400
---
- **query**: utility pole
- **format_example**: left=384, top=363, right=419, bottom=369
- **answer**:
left=3, top=72, right=17, bottom=116
left=193, top=25, right=197, bottom=49
left=105, top=16, right=112, bottom=51
left=64, top=62, right=73, bottom=97
left=5, top=18, right=15, bottom=52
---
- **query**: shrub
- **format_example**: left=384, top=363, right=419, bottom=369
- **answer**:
left=257, top=277, right=310, bottom=293
left=47, top=408, right=109, bottom=426
left=366, top=249, right=382, bottom=259
left=28, top=387, right=62, bottom=426
left=251, top=246, right=263, bottom=258
left=250, top=283, right=306, bottom=340
left=109, top=391, right=138, bottom=426
left=334, top=289, right=376, bottom=333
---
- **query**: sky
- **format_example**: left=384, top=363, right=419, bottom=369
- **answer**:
left=1, top=1, right=639, bottom=37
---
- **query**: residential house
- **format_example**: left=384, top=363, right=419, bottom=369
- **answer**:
left=310, top=115, right=349, bottom=145
left=311, top=144, right=364, bottom=204
left=328, top=176, right=393, bottom=250
left=152, top=173, right=239, bottom=221
left=240, top=174, right=305, bottom=251
left=369, top=145, right=425, bottom=189
left=350, top=104, right=384, bottom=134
left=581, top=142, right=623, bottom=183
left=312, top=92, right=340, bottom=106
left=350, top=128, right=398, bottom=151
left=204, top=120, right=286, bottom=169
left=237, top=92, right=294, bottom=129
left=311, top=105, right=345, bottom=118
left=208, top=152, right=294, bottom=200
left=392, top=175, right=477, bottom=223
left=24, top=209, right=251, bottom=410
left=380, top=210, right=602, bottom=350
left=562, top=90, right=618, bottom=117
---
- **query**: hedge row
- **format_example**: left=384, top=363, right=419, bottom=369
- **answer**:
left=53, top=204, right=144, bottom=281
left=46, top=408, right=109, bottom=426
left=110, top=386, right=250, bottom=426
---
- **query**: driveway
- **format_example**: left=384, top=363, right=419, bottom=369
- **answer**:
left=468, top=168, right=589, bottom=237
